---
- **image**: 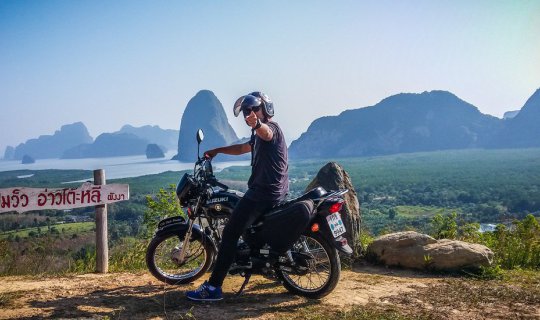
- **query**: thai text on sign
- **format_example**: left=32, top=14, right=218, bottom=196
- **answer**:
left=0, top=183, right=130, bottom=213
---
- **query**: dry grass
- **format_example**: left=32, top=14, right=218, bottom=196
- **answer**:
left=0, top=267, right=538, bottom=320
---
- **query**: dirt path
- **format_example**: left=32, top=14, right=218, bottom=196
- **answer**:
left=0, top=265, right=538, bottom=319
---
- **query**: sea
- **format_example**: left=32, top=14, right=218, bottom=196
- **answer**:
left=0, top=151, right=251, bottom=181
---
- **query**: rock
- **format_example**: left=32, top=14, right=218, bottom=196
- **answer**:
left=305, top=162, right=361, bottom=255
left=21, top=154, right=35, bottom=164
left=146, top=144, right=165, bottom=159
left=367, top=231, right=493, bottom=271
left=424, top=239, right=494, bottom=270
left=177, top=90, right=241, bottom=161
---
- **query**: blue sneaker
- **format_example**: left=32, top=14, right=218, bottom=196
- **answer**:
left=186, top=281, right=223, bottom=301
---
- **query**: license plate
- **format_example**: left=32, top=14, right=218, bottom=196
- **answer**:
left=326, top=213, right=346, bottom=238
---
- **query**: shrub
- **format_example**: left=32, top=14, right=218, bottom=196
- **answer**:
left=480, top=214, right=540, bottom=269
left=430, top=212, right=458, bottom=239
left=428, top=213, right=540, bottom=270
left=142, top=184, right=185, bottom=238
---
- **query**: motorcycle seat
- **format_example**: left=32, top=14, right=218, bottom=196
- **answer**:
left=275, top=186, right=328, bottom=209
left=249, top=187, right=326, bottom=227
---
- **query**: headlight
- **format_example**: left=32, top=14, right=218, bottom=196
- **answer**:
left=176, top=173, right=197, bottom=206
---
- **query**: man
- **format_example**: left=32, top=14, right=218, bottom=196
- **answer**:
left=186, top=91, right=289, bottom=301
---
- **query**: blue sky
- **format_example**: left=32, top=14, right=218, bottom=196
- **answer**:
left=1, top=0, right=539, bottom=153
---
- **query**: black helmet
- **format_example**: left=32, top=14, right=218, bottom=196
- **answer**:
left=233, top=91, right=274, bottom=118
left=249, top=91, right=274, bottom=117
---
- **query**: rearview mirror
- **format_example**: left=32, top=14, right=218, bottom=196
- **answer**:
left=196, top=129, right=204, bottom=144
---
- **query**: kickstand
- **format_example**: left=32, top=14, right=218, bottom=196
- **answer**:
left=235, top=273, right=252, bottom=297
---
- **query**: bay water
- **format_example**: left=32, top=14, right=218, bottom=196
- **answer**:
left=0, top=151, right=250, bottom=181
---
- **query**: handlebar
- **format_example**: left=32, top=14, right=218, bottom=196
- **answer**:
left=194, top=156, right=229, bottom=191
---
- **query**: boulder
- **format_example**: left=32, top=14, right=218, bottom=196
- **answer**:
left=424, top=239, right=494, bottom=270
left=305, top=162, right=361, bottom=255
left=367, top=231, right=493, bottom=271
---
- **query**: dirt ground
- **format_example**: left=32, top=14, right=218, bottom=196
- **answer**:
left=0, top=264, right=538, bottom=320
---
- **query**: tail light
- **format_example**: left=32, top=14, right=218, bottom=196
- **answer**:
left=311, top=223, right=320, bottom=232
left=328, top=201, right=343, bottom=214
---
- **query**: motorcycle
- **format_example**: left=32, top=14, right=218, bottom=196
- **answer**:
left=145, top=129, right=352, bottom=298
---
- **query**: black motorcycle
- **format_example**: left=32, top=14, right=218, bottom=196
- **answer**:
left=146, top=129, right=352, bottom=298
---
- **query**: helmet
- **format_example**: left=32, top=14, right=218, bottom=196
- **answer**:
left=233, top=94, right=262, bottom=117
left=249, top=91, right=274, bottom=117
left=233, top=91, right=274, bottom=118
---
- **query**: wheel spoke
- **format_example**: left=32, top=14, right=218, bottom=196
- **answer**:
left=152, top=235, right=208, bottom=281
left=281, top=235, right=334, bottom=292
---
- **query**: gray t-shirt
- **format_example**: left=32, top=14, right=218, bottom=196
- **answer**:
left=245, top=121, right=289, bottom=202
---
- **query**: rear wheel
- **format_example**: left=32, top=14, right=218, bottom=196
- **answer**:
left=276, top=232, right=341, bottom=298
left=146, top=230, right=215, bottom=285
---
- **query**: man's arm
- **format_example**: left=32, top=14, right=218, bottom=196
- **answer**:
left=245, top=113, right=273, bottom=142
left=254, top=121, right=273, bottom=142
left=205, top=142, right=251, bottom=158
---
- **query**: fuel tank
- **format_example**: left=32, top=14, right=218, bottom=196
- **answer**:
left=203, top=189, right=243, bottom=218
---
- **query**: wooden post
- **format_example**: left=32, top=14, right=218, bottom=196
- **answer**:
left=94, top=169, right=108, bottom=273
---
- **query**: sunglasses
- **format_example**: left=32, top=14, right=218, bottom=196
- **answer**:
left=242, top=105, right=261, bottom=116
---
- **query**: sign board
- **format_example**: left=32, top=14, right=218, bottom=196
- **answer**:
left=0, top=182, right=130, bottom=213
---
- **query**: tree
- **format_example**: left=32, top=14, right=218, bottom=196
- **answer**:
left=388, top=208, right=397, bottom=220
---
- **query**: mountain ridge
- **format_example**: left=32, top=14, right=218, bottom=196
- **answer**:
left=288, top=89, right=535, bottom=158
left=5, top=122, right=93, bottom=160
left=4, top=88, right=539, bottom=161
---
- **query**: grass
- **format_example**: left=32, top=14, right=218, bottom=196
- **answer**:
left=0, top=291, right=24, bottom=308
left=0, top=222, right=94, bottom=239
left=394, top=205, right=460, bottom=218
left=276, top=304, right=433, bottom=320
left=272, top=268, right=540, bottom=320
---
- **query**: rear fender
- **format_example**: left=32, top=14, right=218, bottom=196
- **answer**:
left=310, top=215, right=353, bottom=255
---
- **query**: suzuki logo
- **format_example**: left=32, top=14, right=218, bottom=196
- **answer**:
left=207, top=197, right=228, bottom=204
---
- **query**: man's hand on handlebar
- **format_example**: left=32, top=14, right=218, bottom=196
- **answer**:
left=204, top=149, right=217, bottom=159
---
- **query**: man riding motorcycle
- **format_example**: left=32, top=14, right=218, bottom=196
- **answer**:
left=186, top=91, right=288, bottom=301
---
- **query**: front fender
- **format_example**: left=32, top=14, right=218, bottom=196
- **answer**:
left=154, top=221, right=218, bottom=254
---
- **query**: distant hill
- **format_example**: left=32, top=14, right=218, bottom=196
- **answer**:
left=116, top=124, right=178, bottom=151
left=503, top=110, right=519, bottom=119
left=289, top=91, right=501, bottom=158
left=3, top=146, right=15, bottom=160
left=175, top=90, right=243, bottom=162
left=62, top=133, right=149, bottom=158
left=146, top=144, right=165, bottom=159
left=494, top=88, right=540, bottom=148
left=7, top=122, right=93, bottom=160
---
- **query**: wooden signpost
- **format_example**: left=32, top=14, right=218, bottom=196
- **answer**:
left=0, top=169, right=129, bottom=273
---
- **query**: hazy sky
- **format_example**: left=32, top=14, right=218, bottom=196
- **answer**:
left=1, top=0, right=539, bottom=153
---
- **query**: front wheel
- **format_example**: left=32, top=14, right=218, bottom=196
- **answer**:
left=276, top=232, right=341, bottom=299
left=146, top=230, right=215, bottom=285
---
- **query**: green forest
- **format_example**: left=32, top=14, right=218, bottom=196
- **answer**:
left=1, top=148, right=539, bottom=275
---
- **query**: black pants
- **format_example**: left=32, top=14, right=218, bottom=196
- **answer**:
left=208, top=196, right=278, bottom=288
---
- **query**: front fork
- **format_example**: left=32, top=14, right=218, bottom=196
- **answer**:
left=177, top=219, right=195, bottom=264
left=177, top=196, right=202, bottom=264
